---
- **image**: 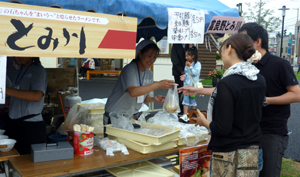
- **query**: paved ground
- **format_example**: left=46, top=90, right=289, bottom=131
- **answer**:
left=79, top=77, right=300, bottom=162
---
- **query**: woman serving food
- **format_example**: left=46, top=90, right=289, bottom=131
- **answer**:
left=103, top=40, right=174, bottom=136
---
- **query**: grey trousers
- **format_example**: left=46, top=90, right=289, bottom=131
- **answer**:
left=260, top=134, right=289, bottom=177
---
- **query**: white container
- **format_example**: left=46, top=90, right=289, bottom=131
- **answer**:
left=115, top=136, right=178, bottom=154
left=0, top=129, right=5, bottom=135
left=177, top=132, right=209, bottom=146
left=0, top=139, right=16, bottom=152
left=77, top=103, right=105, bottom=114
left=106, top=161, right=174, bottom=177
left=0, top=135, right=8, bottom=140
left=105, top=122, right=180, bottom=146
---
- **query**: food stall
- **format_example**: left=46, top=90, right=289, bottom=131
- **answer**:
left=0, top=0, right=239, bottom=176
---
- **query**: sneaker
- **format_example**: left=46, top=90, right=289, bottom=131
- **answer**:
left=180, top=114, right=189, bottom=122
left=79, top=77, right=83, bottom=80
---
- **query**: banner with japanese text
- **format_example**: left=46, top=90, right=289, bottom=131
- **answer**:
left=0, top=56, right=7, bottom=104
left=0, top=2, right=137, bottom=58
left=206, top=16, right=244, bottom=34
left=180, top=144, right=212, bottom=177
left=167, top=8, right=205, bottom=44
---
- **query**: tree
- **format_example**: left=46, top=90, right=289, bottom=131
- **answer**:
left=242, top=1, right=281, bottom=33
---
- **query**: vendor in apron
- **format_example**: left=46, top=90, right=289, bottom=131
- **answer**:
left=4, top=57, right=47, bottom=155
left=103, top=40, right=174, bottom=137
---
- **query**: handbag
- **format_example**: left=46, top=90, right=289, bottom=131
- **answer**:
left=188, top=67, right=203, bottom=98
left=83, top=62, right=89, bottom=68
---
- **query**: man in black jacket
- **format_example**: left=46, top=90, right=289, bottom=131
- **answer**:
left=239, top=23, right=300, bottom=177
left=171, top=44, right=187, bottom=115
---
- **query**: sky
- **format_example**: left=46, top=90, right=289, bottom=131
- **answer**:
left=218, top=0, right=300, bottom=36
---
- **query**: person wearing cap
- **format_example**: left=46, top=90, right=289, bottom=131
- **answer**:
left=103, top=40, right=174, bottom=137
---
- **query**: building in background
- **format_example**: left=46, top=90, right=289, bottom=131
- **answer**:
left=276, top=21, right=300, bottom=65
left=294, top=20, right=300, bottom=63
left=269, top=37, right=277, bottom=55
left=278, top=35, right=294, bottom=63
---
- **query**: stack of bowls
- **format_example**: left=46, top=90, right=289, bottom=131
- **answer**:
left=0, top=129, right=17, bottom=152
left=0, top=129, right=5, bottom=135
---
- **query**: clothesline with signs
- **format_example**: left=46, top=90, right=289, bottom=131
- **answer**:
left=206, top=16, right=244, bottom=34
left=167, top=8, right=205, bottom=44
left=167, top=8, right=243, bottom=50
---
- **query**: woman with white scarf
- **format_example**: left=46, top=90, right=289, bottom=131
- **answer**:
left=178, top=33, right=266, bottom=176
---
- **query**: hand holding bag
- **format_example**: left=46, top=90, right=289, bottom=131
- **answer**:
left=188, top=67, right=203, bottom=98
left=163, top=85, right=181, bottom=113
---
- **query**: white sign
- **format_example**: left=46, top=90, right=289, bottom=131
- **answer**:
left=206, top=16, right=244, bottom=34
left=0, top=6, right=109, bottom=25
left=167, top=8, right=205, bottom=44
left=0, top=56, right=7, bottom=104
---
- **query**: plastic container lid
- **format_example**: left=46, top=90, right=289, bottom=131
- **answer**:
left=105, top=122, right=180, bottom=146
left=48, top=134, right=68, bottom=143
left=115, top=136, right=177, bottom=154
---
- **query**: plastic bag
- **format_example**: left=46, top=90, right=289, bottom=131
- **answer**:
left=87, top=113, right=103, bottom=135
left=147, top=111, right=209, bottom=146
left=163, top=85, right=180, bottom=114
left=62, top=103, right=105, bottom=132
left=94, top=136, right=129, bottom=156
left=109, top=112, right=134, bottom=131
left=63, top=104, right=88, bottom=131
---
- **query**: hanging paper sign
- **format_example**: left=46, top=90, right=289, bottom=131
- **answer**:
left=0, top=2, right=137, bottom=59
left=167, top=8, right=205, bottom=44
left=0, top=56, right=7, bottom=104
left=206, top=16, right=244, bottom=34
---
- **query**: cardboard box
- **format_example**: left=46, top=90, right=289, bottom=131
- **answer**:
left=31, top=142, right=74, bottom=162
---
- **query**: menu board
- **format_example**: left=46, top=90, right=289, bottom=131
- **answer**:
left=168, top=8, right=205, bottom=44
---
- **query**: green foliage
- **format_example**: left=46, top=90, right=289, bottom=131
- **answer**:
left=208, top=69, right=224, bottom=78
left=294, top=71, right=300, bottom=80
left=216, top=52, right=222, bottom=60
left=242, top=1, right=281, bottom=33
left=200, top=79, right=212, bottom=86
left=280, top=158, right=300, bottom=177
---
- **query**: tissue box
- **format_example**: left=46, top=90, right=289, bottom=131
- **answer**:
left=31, top=142, right=74, bottom=162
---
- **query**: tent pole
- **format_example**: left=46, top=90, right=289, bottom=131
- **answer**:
left=76, top=58, right=79, bottom=95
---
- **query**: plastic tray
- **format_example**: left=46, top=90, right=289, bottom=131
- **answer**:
left=114, top=136, right=177, bottom=154
left=105, top=122, right=180, bottom=146
left=106, top=161, right=174, bottom=177
left=177, top=132, right=209, bottom=146
left=77, top=103, right=105, bottom=114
